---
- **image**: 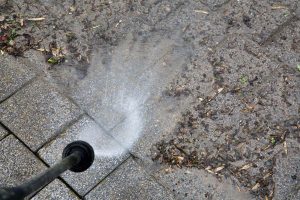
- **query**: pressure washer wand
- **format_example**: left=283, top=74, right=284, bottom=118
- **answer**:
left=0, top=141, right=94, bottom=200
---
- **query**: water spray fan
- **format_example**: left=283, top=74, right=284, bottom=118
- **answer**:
left=0, top=141, right=95, bottom=200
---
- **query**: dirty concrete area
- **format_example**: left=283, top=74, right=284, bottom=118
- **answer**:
left=0, top=0, right=299, bottom=199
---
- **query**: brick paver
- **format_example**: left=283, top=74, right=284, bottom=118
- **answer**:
left=85, top=157, right=174, bottom=200
left=0, top=135, right=46, bottom=188
left=0, top=55, right=36, bottom=102
left=0, top=77, right=83, bottom=151
left=31, top=179, right=80, bottom=200
left=0, top=125, right=8, bottom=141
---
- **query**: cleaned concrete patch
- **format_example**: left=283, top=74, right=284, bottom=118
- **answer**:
left=273, top=140, right=300, bottom=200
left=0, top=125, right=8, bottom=140
left=0, top=54, right=36, bottom=102
left=38, top=115, right=129, bottom=196
left=0, top=135, right=46, bottom=188
left=68, top=33, right=190, bottom=131
left=85, top=157, right=174, bottom=200
left=0, top=77, right=82, bottom=151
left=110, top=97, right=185, bottom=168
left=109, top=48, right=215, bottom=170
left=31, top=179, right=80, bottom=200
left=154, top=167, right=253, bottom=200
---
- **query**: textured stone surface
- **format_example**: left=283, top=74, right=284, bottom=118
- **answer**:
left=0, top=77, right=82, bottom=151
left=85, top=157, right=174, bottom=200
left=200, top=0, right=230, bottom=10
left=217, top=0, right=297, bottom=44
left=0, top=54, right=36, bottom=102
left=0, top=125, right=8, bottom=140
left=38, top=115, right=129, bottom=196
left=31, top=179, right=80, bottom=200
left=0, top=135, right=46, bottom=188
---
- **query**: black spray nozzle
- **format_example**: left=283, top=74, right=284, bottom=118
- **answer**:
left=62, top=140, right=95, bottom=172
left=0, top=140, right=95, bottom=200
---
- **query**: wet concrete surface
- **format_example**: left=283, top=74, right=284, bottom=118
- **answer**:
left=0, top=0, right=299, bottom=199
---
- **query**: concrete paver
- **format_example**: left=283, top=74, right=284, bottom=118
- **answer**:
left=0, top=135, right=46, bottom=188
left=0, top=125, right=8, bottom=140
left=0, top=55, right=36, bottom=102
left=85, top=157, right=174, bottom=200
left=218, top=0, right=297, bottom=44
left=0, top=77, right=83, bottom=151
left=38, top=115, right=129, bottom=196
left=264, top=20, right=300, bottom=69
left=31, top=179, right=80, bottom=200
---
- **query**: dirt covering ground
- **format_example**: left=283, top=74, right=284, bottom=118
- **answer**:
left=0, top=0, right=299, bottom=199
left=152, top=3, right=300, bottom=199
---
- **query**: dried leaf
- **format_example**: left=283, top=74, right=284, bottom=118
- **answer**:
left=47, top=57, right=59, bottom=64
left=176, top=156, right=184, bottom=163
left=69, top=6, right=76, bottom=12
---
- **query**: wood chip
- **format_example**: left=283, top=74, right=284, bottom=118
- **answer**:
left=263, top=173, right=272, bottom=180
left=283, top=141, right=288, bottom=154
left=240, top=163, right=252, bottom=170
left=205, top=166, right=215, bottom=174
left=26, top=17, right=45, bottom=21
left=19, top=18, right=24, bottom=26
left=176, top=156, right=184, bottom=163
left=265, top=196, right=269, bottom=200
left=217, top=88, right=224, bottom=93
left=214, top=165, right=225, bottom=173
left=194, top=10, right=209, bottom=14
left=251, top=183, right=260, bottom=190
left=36, top=48, right=46, bottom=52
left=271, top=5, right=287, bottom=10
left=164, top=167, right=173, bottom=173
